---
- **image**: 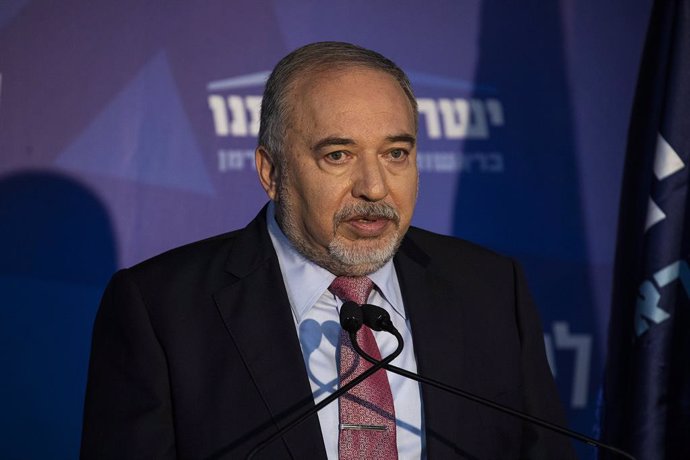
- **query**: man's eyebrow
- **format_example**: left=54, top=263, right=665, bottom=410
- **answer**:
left=311, top=137, right=355, bottom=151
left=387, top=134, right=416, bottom=147
left=312, top=134, right=416, bottom=151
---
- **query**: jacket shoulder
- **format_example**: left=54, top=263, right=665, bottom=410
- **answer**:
left=403, top=226, right=511, bottom=270
left=129, top=230, right=239, bottom=274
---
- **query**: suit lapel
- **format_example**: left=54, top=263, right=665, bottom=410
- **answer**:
left=213, top=209, right=327, bottom=459
left=395, top=232, right=490, bottom=458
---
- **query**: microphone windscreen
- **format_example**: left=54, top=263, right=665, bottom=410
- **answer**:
left=339, top=301, right=363, bottom=333
left=361, top=304, right=392, bottom=331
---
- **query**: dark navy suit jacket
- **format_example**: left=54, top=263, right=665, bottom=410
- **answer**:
left=81, top=207, right=575, bottom=459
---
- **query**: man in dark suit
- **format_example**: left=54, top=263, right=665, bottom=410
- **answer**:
left=81, top=42, right=574, bottom=459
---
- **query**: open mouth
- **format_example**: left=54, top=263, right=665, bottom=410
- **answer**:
left=334, top=202, right=400, bottom=238
left=344, top=216, right=391, bottom=236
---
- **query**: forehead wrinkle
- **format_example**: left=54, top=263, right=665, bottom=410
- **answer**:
left=286, top=69, right=416, bottom=157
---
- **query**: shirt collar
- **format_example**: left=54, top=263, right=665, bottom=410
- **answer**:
left=266, top=202, right=406, bottom=323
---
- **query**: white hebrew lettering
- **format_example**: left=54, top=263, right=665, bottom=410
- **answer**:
left=552, top=322, right=591, bottom=408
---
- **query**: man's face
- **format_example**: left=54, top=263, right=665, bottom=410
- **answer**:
left=257, top=67, right=418, bottom=276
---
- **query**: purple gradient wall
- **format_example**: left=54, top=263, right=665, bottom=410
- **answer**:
left=0, top=1, right=652, bottom=458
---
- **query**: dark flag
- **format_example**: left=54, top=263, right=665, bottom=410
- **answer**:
left=601, top=0, right=690, bottom=459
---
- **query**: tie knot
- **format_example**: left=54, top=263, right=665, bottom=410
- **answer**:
left=329, top=276, right=374, bottom=305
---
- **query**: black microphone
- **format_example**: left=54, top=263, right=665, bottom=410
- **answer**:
left=240, top=302, right=402, bottom=460
left=340, top=300, right=364, bottom=333
left=356, top=304, right=636, bottom=460
left=361, top=303, right=395, bottom=332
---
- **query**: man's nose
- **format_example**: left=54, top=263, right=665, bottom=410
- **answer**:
left=351, top=155, right=388, bottom=201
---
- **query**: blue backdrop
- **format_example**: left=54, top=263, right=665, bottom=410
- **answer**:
left=0, top=1, right=653, bottom=458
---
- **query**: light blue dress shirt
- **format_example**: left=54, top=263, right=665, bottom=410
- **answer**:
left=266, top=202, right=424, bottom=459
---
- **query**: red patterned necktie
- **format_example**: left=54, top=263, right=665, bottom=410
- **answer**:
left=329, top=276, right=398, bottom=460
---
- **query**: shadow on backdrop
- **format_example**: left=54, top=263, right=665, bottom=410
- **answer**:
left=453, top=2, right=598, bottom=459
left=0, top=171, right=116, bottom=460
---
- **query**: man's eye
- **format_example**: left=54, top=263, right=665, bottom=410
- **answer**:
left=326, top=151, right=345, bottom=161
left=389, top=149, right=407, bottom=160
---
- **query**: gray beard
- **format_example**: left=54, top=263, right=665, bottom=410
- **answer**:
left=276, top=195, right=403, bottom=276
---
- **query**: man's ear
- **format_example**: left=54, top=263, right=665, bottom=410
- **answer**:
left=256, top=146, right=278, bottom=200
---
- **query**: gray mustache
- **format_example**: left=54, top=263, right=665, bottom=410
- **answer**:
left=333, top=202, right=400, bottom=226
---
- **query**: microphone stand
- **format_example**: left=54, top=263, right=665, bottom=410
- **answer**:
left=356, top=304, right=636, bottom=460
